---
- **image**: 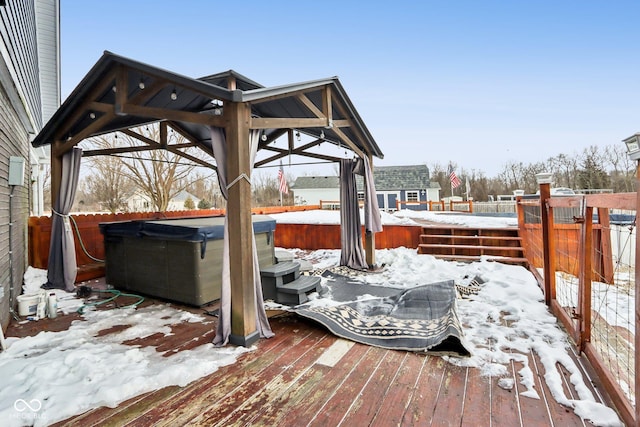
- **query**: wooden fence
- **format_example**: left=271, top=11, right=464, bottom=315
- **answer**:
left=395, top=200, right=473, bottom=212
left=28, top=206, right=423, bottom=282
left=517, top=191, right=638, bottom=426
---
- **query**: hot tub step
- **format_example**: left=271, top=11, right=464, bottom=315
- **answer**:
left=276, top=275, right=322, bottom=305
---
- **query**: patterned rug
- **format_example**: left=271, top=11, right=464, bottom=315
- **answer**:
left=295, top=274, right=471, bottom=356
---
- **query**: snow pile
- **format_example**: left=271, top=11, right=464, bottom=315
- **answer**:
left=0, top=304, right=251, bottom=427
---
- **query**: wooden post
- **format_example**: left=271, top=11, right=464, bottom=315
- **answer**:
left=538, top=180, right=553, bottom=306
left=578, top=205, right=593, bottom=352
left=225, top=101, right=258, bottom=346
left=597, top=207, right=614, bottom=284
left=365, top=154, right=376, bottom=268
left=546, top=203, right=557, bottom=301
left=50, top=140, right=63, bottom=208
left=635, top=161, right=640, bottom=426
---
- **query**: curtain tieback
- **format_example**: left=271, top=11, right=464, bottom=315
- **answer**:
left=226, top=173, right=251, bottom=190
left=52, top=209, right=69, bottom=218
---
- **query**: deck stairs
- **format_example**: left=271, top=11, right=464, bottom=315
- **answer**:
left=260, top=261, right=321, bottom=305
left=417, top=225, right=528, bottom=266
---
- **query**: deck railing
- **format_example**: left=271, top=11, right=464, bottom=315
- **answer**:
left=517, top=191, right=638, bottom=426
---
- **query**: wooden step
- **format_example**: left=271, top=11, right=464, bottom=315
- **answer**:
left=430, top=254, right=529, bottom=266
left=420, top=234, right=522, bottom=242
left=416, top=224, right=528, bottom=267
left=418, top=243, right=524, bottom=253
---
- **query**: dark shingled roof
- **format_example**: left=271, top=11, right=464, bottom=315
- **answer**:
left=292, top=165, right=438, bottom=191
left=291, top=176, right=340, bottom=189
left=372, top=165, right=430, bottom=191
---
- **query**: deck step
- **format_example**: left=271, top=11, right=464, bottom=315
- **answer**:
left=417, top=225, right=528, bottom=267
left=420, top=234, right=522, bottom=242
left=261, top=261, right=321, bottom=305
left=261, top=261, right=300, bottom=278
left=418, top=244, right=524, bottom=253
left=431, top=254, right=529, bottom=266
left=276, top=275, right=322, bottom=305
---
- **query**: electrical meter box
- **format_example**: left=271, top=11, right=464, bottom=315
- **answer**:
left=8, top=156, right=25, bottom=186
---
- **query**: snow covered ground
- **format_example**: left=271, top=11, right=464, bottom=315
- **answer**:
left=0, top=209, right=624, bottom=426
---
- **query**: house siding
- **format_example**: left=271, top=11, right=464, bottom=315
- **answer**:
left=0, top=0, right=42, bottom=130
left=0, top=83, right=30, bottom=331
left=35, top=0, right=60, bottom=123
left=0, top=0, right=58, bottom=330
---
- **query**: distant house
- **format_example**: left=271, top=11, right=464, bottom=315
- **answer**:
left=291, top=165, right=440, bottom=212
left=126, top=190, right=201, bottom=212
left=290, top=176, right=341, bottom=206
left=372, top=165, right=440, bottom=211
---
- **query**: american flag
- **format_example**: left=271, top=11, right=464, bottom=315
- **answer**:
left=448, top=165, right=462, bottom=189
left=278, top=161, right=288, bottom=194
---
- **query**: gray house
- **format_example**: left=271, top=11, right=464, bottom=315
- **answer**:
left=1, top=0, right=60, bottom=329
left=369, top=165, right=440, bottom=211
left=292, top=165, right=440, bottom=212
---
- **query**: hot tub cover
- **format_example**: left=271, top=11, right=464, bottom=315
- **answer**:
left=100, top=215, right=276, bottom=258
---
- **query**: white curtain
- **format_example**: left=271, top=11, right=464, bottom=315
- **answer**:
left=210, top=127, right=274, bottom=346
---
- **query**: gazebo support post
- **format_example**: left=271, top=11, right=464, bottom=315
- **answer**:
left=365, top=154, right=376, bottom=268
left=50, top=140, right=63, bottom=207
left=226, top=101, right=259, bottom=346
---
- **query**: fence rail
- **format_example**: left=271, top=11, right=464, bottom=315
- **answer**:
left=517, top=191, right=638, bottom=426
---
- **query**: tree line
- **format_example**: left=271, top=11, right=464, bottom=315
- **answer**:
left=431, top=143, right=636, bottom=201
left=45, top=124, right=637, bottom=213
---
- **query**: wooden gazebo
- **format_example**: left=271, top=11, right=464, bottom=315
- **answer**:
left=31, top=51, right=384, bottom=345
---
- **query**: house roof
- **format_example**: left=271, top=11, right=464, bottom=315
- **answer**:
left=291, top=176, right=340, bottom=189
left=171, top=190, right=200, bottom=203
left=292, top=165, right=435, bottom=192
left=31, top=51, right=384, bottom=166
left=373, top=165, right=431, bottom=191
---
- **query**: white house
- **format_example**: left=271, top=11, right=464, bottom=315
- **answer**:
left=290, top=176, right=341, bottom=206
left=126, top=189, right=202, bottom=212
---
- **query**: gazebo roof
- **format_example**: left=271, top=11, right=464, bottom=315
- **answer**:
left=31, top=51, right=384, bottom=164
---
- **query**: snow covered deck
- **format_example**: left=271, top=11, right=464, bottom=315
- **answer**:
left=6, top=301, right=611, bottom=427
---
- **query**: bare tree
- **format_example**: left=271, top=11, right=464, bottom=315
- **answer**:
left=85, top=124, right=204, bottom=212
left=82, top=154, right=135, bottom=213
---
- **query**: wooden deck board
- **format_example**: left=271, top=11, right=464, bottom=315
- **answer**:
left=249, top=338, right=369, bottom=426
left=400, top=354, right=447, bottom=426
left=340, top=348, right=406, bottom=425
left=430, top=362, right=467, bottom=426
left=369, top=352, right=426, bottom=426
left=460, top=366, right=492, bottom=427
left=307, top=345, right=387, bottom=427
left=191, top=327, right=334, bottom=425
left=6, top=303, right=617, bottom=427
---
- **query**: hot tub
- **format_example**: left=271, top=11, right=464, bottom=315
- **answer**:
left=99, top=215, right=276, bottom=306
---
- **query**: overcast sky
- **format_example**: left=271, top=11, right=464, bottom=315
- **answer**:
left=61, top=1, right=640, bottom=177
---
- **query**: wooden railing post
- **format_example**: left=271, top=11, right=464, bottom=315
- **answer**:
left=537, top=173, right=553, bottom=306
left=635, top=161, right=640, bottom=426
left=578, top=204, right=593, bottom=352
